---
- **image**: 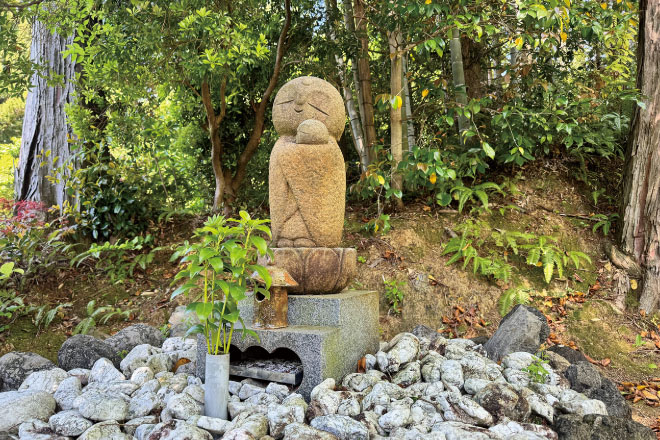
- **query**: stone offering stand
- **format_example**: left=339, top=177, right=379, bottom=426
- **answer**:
left=197, top=290, right=379, bottom=399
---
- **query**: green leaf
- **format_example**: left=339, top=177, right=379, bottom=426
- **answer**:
left=482, top=142, right=495, bottom=159
left=250, top=236, right=268, bottom=255
left=249, top=264, right=271, bottom=289
left=208, top=257, right=223, bottom=272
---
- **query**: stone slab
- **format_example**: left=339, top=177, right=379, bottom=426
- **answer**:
left=197, top=290, right=379, bottom=400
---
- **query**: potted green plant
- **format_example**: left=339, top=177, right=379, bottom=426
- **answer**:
left=170, top=212, right=272, bottom=419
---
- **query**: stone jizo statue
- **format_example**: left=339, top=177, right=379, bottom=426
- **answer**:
left=270, top=76, right=346, bottom=248
left=265, top=76, right=355, bottom=294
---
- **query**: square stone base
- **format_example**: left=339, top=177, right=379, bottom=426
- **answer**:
left=197, top=290, right=379, bottom=399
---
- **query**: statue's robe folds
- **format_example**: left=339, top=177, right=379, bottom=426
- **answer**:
left=269, top=135, right=345, bottom=248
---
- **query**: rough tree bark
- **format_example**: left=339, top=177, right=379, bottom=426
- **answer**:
left=326, top=0, right=369, bottom=171
left=388, top=29, right=404, bottom=210
left=353, top=0, right=377, bottom=159
left=15, top=20, right=76, bottom=210
left=402, top=54, right=416, bottom=151
left=461, top=37, right=483, bottom=99
left=619, top=0, right=660, bottom=313
left=449, top=28, right=468, bottom=139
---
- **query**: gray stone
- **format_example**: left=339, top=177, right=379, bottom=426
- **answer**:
left=553, top=414, right=655, bottom=440
left=146, top=353, right=174, bottom=374
left=77, top=421, right=132, bottom=440
left=565, top=362, right=601, bottom=393
left=88, top=358, right=125, bottom=384
left=66, top=368, right=90, bottom=386
left=381, top=333, right=420, bottom=374
left=484, top=305, right=550, bottom=362
left=268, top=403, right=305, bottom=439
left=231, top=412, right=269, bottom=438
left=440, top=359, right=464, bottom=389
left=229, top=380, right=242, bottom=396
left=128, top=391, right=161, bottom=418
left=310, top=415, right=369, bottom=440
left=119, top=344, right=162, bottom=376
left=474, top=382, right=529, bottom=422
left=162, top=337, right=196, bottom=352
left=393, top=361, right=421, bottom=387
left=239, top=383, right=265, bottom=401
left=0, top=390, right=56, bottom=433
left=431, top=421, right=500, bottom=439
left=135, top=423, right=156, bottom=440
left=84, top=380, right=137, bottom=396
left=464, top=378, right=491, bottom=396
left=195, top=415, right=232, bottom=435
left=378, top=399, right=413, bottom=431
left=0, top=352, right=55, bottom=391
left=123, top=416, right=158, bottom=436
left=146, top=420, right=212, bottom=440
left=502, top=352, right=537, bottom=371
left=547, top=345, right=589, bottom=365
left=19, top=368, right=68, bottom=394
left=165, top=392, right=202, bottom=420
left=283, top=422, right=338, bottom=440
left=184, top=384, right=204, bottom=403
left=130, top=366, right=154, bottom=386
left=199, top=291, right=379, bottom=399
left=57, top=335, right=120, bottom=371
left=105, top=324, right=164, bottom=353
left=53, top=376, right=81, bottom=410
left=266, top=382, right=290, bottom=401
left=49, top=410, right=92, bottom=436
left=489, top=420, right=557, bottom=440
left=586, top=377, right=631, bottom=419
left=76, top=391, right=129, bottom=421
left=17, top=418, right=66, bottom=440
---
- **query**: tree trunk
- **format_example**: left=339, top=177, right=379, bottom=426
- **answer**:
left=461, top=37, right=483, bottom=99
left=449, top=27, right=468, bottom=140
left=619, top=0, right=660, bottom=314
left=326, top=0, right=369, bottom=171
left=353, top=0, right=377, bottom=159
left=15, top=20, right=76, bottom=210
left=388, top=29, right=404, bottom=210
left=402, top=54, right=416, bottom=151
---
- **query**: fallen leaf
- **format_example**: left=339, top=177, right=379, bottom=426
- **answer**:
left=173, top=358, right=191, bottom=373
left=357, top=357, right=366, bottom=373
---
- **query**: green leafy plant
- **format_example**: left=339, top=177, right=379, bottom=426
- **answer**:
left=73, top=300, right=136, bottom=335
left=0, top=290, right=25, bottom=333
left=442, top=235, right=513, bottom=283
left=521, top=235, right=591, bottom=283
left=382, top=277, right=406, bottom=315
left=362, top=214, right=391, bottom=236
left=592, top=213, right=618, bottom=236
left=31, top=302, right=72, bottom=333
left=71, top=235, right=161, bottom=284
left=170, top=212, right=272, bottom=355
left=446, top=182, right=505, bottom=213
left=523, top=353, right=551, bottom=384
left=497, top=287, right=533, bottom=316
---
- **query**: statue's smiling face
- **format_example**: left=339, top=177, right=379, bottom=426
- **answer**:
left=273, top=76, right=345, bottom=140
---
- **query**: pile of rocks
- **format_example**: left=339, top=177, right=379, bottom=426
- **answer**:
left=0, top=306, right=654, bottom=439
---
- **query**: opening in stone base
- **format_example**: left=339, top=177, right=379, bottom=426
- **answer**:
left=229, top=345, right=304, bottom=386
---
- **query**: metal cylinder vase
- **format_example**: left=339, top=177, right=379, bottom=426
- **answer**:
left=204, top=353, right=230, bottom=419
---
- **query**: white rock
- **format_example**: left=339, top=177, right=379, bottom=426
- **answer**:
left=195, top=415, right=232, bottom=435
left=310, top=414, right=369, bottom=440
left=130, top=367, right=154, bottom=386
left=19, top=368, right=68, bottom=393
left=440, top=359, right=464, bottom=389
left=266, top=382, right=290, bottom=401
left=378, top=399, right=413, bottom=431
left=49, top=409, right=93, bottom=436
left=78, top=420, right=132, bottom=440
left=76, top=391, right=129, bottom=422
left=165, top=392, right=203, bottom=420
left=268, top=403, right=305, bottom=439
left=162, top=337, right=196, bottom=352
left=119, top=344, right=161, bottom=376
left=238, top=382, right=265, bottom=401
left=0, top=390, right=56, bottom=433
left=464, top=378, right=491, bottom=395
left=184, top=384, right=204, bottom=403
left=502, top=352, right=536, bottom=370
left=89, top=358, right=125, bottom=384
left=67, top=368, right=91, bottom=385
left=128, top=390, right=161, bottom=418
left=123, top=415, right=158, bottom=436
left=54, top=376, right=82, bottom=410
left=18, top=418, right=60, bottom=440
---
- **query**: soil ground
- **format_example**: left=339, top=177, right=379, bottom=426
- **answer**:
left=1, top=158, right=659, bottom=432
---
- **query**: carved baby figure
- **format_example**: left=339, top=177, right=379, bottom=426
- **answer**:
left=270, top=76, right=346, bottom=248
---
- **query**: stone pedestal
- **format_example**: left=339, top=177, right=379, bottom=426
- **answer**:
left=197, top=290, right=379, bottom=400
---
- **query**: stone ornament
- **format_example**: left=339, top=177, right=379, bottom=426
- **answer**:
left=270, top=76, right=346, bottom=248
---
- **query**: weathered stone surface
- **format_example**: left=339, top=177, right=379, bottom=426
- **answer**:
left=553, top=414, right=655, bottom=440
left=19, top=368, right=68, bottom=394
left=474, top=382, right=529, bottom=422
left=261, top=247, right=356, bottom=295
left=195, top=415, right=232, bottom=435
left=78, top=420, right=130, bottom=440
left=105, top=324, right=164, bottom=353
left=17, top=418, right=67, bottom=440
left=124, top=416, right=158, bottom=436
left=0, top=390, right=56, bottom=433
left=88, top=358, right=125, bottom=384
left=49, top=410, right=92, bottom=436
left=270, top=76, right=346, bottom=250
left=310, top=414, right=369, bottom=440
left=379, top=333, right=420, bottom=374
left=0, top=352, right=55, bottom=391
left=58, top=335, right=120, bottom=371
left=128, top=391, right=161, bottom=418
left=586, top=377, right=631, bottom=419
left=146, top=420, right=212, bottom=440
left=283, top=422, right=338, bottom=440
left=547, top=345, right=589, bottom=365
left=53, top=376, right=82, bottom=410
left=76, top=391, right=129, bottom=422
left=484, top=305, right=550, bottom=361
left=393, top=361, right=421, bottom=387
left=565, top=362, right=602, bottom=393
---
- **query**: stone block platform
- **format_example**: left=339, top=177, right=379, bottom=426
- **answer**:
left=197, top=290, right=379, bottom=399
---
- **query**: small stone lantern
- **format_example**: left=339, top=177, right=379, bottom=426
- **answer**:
left=252, top=265, right=298, bottom=329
